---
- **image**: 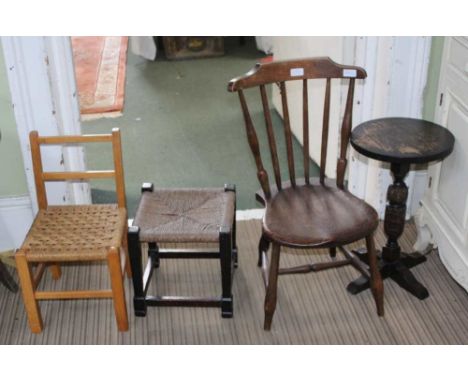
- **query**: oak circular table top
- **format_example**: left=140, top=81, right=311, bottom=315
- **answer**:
left=350, top=117, right=455, bottom=164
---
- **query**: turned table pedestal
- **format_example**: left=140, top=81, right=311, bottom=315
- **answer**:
left=347, top=117, right=455, bottom=300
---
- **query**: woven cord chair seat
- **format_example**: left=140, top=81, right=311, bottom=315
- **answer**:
left=133, top=188, right=235, bottom=243
left=21, top=204, right=127, bottom=261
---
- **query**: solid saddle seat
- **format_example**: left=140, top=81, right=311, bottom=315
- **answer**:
left=263, top=185, right=378, bottom=248
left=229, top=57, right=384, bottom=330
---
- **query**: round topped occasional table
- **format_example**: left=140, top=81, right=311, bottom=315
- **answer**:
left=347, top=117, right=455, bottom=300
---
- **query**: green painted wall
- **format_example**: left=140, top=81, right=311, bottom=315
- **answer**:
left=423, top=37, right=445, bottom=122
left=0, top=42, right=28, bottom=197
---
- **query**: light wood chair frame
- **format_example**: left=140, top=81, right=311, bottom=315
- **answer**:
left=16, top=128, right=131, bottom=333
left=229, top=57, right=384, bottom=330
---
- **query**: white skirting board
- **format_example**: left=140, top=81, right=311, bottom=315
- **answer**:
left=236, top=209, right=264, bottom=221
left=417, top=201, right=468, bottom=292
left=0, top=196, right=34, bottom=252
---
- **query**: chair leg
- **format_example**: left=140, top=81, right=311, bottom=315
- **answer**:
left=329, top=247, right=337, bottom=259
left=50, top=263, right=61, bottom=280
left=107, top=247, right=129, bottom=331
left=220, top=226, right=233, bottom=318
left=366, top=234, right=384, bottom=316
left=264, top=243, right=281, bottom=331
left=16, top=252, right=43, bottom=333
left=258, top=234, right=270, bottom=267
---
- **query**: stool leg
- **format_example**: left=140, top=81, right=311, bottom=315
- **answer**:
left=232, top=210, right=238, bottom=268
left=148, top=242, right=159, bottom=268
left=108, top=247, right=129, bottom=331
left=128, top=226, right=147, bottom=317
left=220, top=226, right=233, bottom=318
left=50, top=263, right=61, bottom=280
left=16, top=252, right=43, bottom=333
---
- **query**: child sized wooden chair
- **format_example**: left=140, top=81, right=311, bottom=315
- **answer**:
left=15, top=128, right=131, bottom=333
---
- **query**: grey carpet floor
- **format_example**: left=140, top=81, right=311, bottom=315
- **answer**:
left=1, top=219, right=468, bottom=344
left=81, top=37, right=319, bottom=216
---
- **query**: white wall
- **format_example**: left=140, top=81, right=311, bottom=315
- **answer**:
left=270, top=36, right=431, bottom=219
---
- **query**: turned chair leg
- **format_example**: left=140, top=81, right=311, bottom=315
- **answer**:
left=107, top=247, right=129, bottom=331
left=16, top=252, right=43, bottom=333
left=50, top=263, right=61, bottom=280
left=258, top=235, right=270, bottom=267
left=366, top=234, right=384, bottom=316
left=264, top=243, right=281, bottom=331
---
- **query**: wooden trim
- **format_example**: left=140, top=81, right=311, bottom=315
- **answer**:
left=35, top=290, right=113, bottom=300
left=38, top=134, right=112, bottom=144
left=42, top=170, right=115, bottom=181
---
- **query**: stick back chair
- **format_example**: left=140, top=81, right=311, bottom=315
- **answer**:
left=16, top=128, right=130, bottom=333
left=228, top=57, right=384, bottom=330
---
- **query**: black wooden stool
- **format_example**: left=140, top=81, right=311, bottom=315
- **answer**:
left=128, top=183, right=237, bottom=318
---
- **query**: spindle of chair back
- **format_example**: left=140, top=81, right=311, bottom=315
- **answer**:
left=29, top=127, right=126, bottom=209
left=228, top=57, right=366, bottom=199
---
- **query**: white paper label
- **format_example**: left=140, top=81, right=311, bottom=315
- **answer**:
left=343, top=69, right=357, bottom=78
left=290, top=67, right=304, bottom=77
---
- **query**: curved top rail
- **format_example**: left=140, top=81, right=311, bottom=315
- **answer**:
left=228, top=57, right=366, bottom=92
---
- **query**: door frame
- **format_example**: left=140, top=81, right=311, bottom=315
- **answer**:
left=416, top=36, right=468, bottom=290
left=2, top=36, right=90, bottom=215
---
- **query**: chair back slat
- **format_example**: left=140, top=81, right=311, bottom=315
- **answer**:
left=302, top=79, right=310, bottom=185
left=336, top=78, right=355, bottom=189
left=229, top=57, right=365, bottom=197
left=260, top=84, right=282, bottom=191
left=29, top=128, right=127, bottom=209
left=320, top=78, right=331, bottom=184
left=238, top=90, right=271, bottom=198
left=42, top=170, right=115, bottom=180
left=279, top=81, right=296, bottom=187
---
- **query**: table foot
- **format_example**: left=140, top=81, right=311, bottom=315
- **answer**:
left=0, top=260, right=18, bottom=293
left=346, top=250, right=429, bottom=300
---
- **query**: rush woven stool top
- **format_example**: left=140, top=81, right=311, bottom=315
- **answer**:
left=133, top=187, right=235, bottom=243
left=128, top=183, right=237, bottom=318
